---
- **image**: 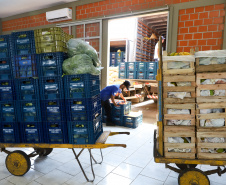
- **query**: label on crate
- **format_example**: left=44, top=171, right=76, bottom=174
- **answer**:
left=26, top=129, right=37, bottom=134
left=42, top=31, right=51, bottom=35
left=49, top=129, right=61, bottom=134
left=42, top=60, right=56, bottom=66
left=23, top=107, right=36, bottom=113
left=148, top=73, right=154, bottom=79
left=0, top=43, right=7, bottom=47
left=148, top=64, right=155, bottom=70
left=138, top=73, right=144, bottom=78
left=139, top=63, right=145, bottom=70
left=2, top=107, right=14, bottom=113
left=95, top=121, right=100, bottom=130
left=21, top=85, right=34, bottom=90
left=128, top=64, right=134, bottom=70
left=19, top=60, right=32, bottom=66
left=92, top=80, right=96, bottom=85
left=71, top=105, right=85, bottom=111
left=0, top=65, right=10, bottom=70
left=0, top=87, right=11, bottom=92
left=17, top=38, right=30, bottom=44
left=45, top=84, right=58, bottom=90
left=70, top=82, right=84, bottom=88
left=3, top=129, right=14, bottom=134
left=73, top=128, right=87, bottom=134
left=47, top=107, right=60, bottom=113
left=128, top=73, right=134, bottom=79
left=94, top=102, right=97, bottom=108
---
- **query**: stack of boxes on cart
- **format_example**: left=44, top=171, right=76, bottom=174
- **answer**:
left=0, top=27, right=103, bottom=145
left=110, top=51, right=125, bottom=67
left=119, top=61, right=158, bottom=80
left=162, top=50, right=226, bottom=159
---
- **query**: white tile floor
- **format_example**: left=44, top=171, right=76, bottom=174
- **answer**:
left=1, top=123, right=226, bottom=185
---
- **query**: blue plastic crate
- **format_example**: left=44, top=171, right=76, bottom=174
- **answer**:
left=112, top=116, right=124, bottom=126
left=127, top=71, right=136, bottom=79
left=110, top=58, right=117, bottom=67
left=18, top=100, right=42, bottom=122
left=15, top=78, right=39, bottom=100
left=137, top=71, right=146, bottom=79
left=146, top=62, right=157, bottom=73
left=0, top=101, right=17, bottom=122
left=137, top=62, right=146, bottom=71
left=11, top=31, right=36, bottom=56
left=68, top=115, right=103, bottom=144
left=0, top=122, right=20, bottom=143
left=37, top=52, right=66, bottom=77
left=118, top=62, right=126, bottom=71
left=124, top=114, right=143, bottom=128
left=65, top=96, right=101, bottom=121
left=0, top=80, right=15, bottom=101
left=41, top=99, right=66, bottom=122
left=43, top=121, right=68, bottom=144
left=110, top=52, right=116, bottom=59
left=127, top=62, right=137, bottom=71
left=40, top=76, right=64, bottom=100
left=12, top=54, right=38, bottom=78
left=121, top=52, right=125, bottom=59
left=0, top=35, right=11, bottom=58
left=20, top=122, right=44, bottom=143
left=146, top=72, right=156, bottom=80
left=64, top=74, right=100, bottom=99
left=119, top=70, right=127, bottom=79
left=111, top=101, right=131, bottom=117
left=0, top=58, right=13, bottom=80
left=116, top=52, right=121, bottom=59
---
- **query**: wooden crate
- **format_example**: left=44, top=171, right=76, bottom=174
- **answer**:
left=163, top=103, right=196, bottom=126
left=196, top=102, right=226, bottom=131
left=196, top=73, right=226, bottom=103
left=197, top=131, right=226, bottom=159
left=196, top=58, right=226, bottom=73
left=164, top=126, right=196, bottom=159
left=163, top=75, right=196, bottom=103
left=163, top=56, right=195, bottom=75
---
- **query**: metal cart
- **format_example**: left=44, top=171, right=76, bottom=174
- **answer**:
left=154, top=37, right=226, bottom=185
left=0, top=131, right=129, bottom=182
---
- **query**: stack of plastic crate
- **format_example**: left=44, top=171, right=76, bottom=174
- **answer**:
left=118, top=62, right=127, bottom=79
left=34, top=27, right=72, bottom=54
left=146, top=62, right=158, bottom=80
left=110, top=52, right=117, bottom=67
left=136, top=62, right=146, bottom=79
left=123, top=111, right=143, bottom=128
left=127, top=62, right=137, bottom=79
left=64, top=74, right=103, bottom=144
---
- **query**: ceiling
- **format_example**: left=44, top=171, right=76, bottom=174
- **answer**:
left=0, top=0, right=78, bottom=18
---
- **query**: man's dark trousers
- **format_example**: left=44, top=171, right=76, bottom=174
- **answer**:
left=101, top=100, right=112, bottom=123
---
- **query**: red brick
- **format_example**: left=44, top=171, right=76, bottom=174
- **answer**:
left=132, top=0, right=139, bottom=5
left=112, top=3, right=118, bottom=8
left=125, top=1, right=131, bottom=6
left=107, top=4, right=113, bottom=9
left=193, top=33, right=202, bottom=39
left=203, top=32, right=213, bottom=39
left=212, top=45, right=222, bottom=50
left=173, top=0, right=180, bottom=4
left=186, top=8, right=194, bottom=14
left=181, top=15, right=189, bottom=21
left=205, top=5, right=214, bottom=11
left=208, top=25, right=218, bottom=31
left=177, top=34, right=184, bottom=40
left=207, top=39, right=217, bottom=45
left=220, top=10, right=225, bottom=16
left=218, top=39, right=223, bottom=45
left=189, top=27, right=198, bottom=33
left=156, top=0, right=164, bottom=6
left=179, top=9, right=186, bottom=15
left=214, top=17, right=224, bottom=24
left=209, top=11, right=219, bottom=18
left=194, top=20, right=203, bottom=26
left=198, top=40, right=206, bottom=45
left=219, top=24, right=224, bottom=31
left=181, top=0, right=190, bottom=3
left=199, top=12, right=209, bottom=19
left=198, top=26, right=207, bottom=32
left=185, top=20, right=193, bottom=27
left=215, top=4, right=225, bottom=10
left=178, top=21, right=185, bottom=27
left=139, top=0, right=145, bottom=3
left=184, top=47, right=192, bottom=52
left=177, top=47, right=184, bottom=53
left=188, top=40, right=197, bottom=46
left=180, top=27, right=189, bottom=34
left=203, top=18, right=213, bottom=25
left=180, top=41, right=188, bottom=47
left=165, top=0, right=172, bottom=5
left=202, top=46, right=211, bottom=51
left=190, top=13, right=199, bottom=20
left=184, top=34, right=193, bottom=40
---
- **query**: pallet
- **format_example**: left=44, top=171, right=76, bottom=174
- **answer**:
left=197, top=131, right=226, bottom=159
left=196, top=73, right=226, bottom=103
left=163, top=75, right=196, bottom=103
left=163, top=57, right=195, bottom=75
left=163, top=103, right=196, bottom=126
left=164, top=126, right=196, bottom=159
left=196, top=102, right=226, bottom=131
left=196, top=58, right=226, bottom=73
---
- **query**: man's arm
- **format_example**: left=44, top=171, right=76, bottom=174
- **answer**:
left=111, top=95, right=119, bottom=107
left=119, top=93, right=126, bottom=103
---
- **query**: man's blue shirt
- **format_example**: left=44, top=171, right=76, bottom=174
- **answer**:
left=100, top=85, right=122, bottom=101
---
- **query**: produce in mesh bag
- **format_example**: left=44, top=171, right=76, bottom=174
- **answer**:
left=167, top=82, right=191, bottom=87
left=67, top=39, right=101, bottom=67
left=200, top=119, right=225, bottom=127
left=201, top=78, right=226, bottom=85
left=168, top=92, right=191, bottom=99
left=167, top=109, right=190, bottom=114
left=201, top=137, right=226, bottom=153
left=62, top=54, right=101, bottom=75
left=168, top=137, right=191, bottom=153
left=200, top=90, right=225, bottom=97
left=167, top=61, right=190, bottom=69
left=167, top=120, right=191, bottom=126
left=199, top=57, right=226, bottom=65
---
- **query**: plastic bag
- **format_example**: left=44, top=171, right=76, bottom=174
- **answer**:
left=168, top=137, right=191, bottom=153
left=200, top=119, right=225, bottom=127
left=168, top=92, right=191, bottom=99
left=195, top=50, right=226, bottom=58
left=167, top=61, right=190, bottom=69
left=167, top=120, right=191, bottom=126
left=167, top=109, right=190, bottom=114
left=199, top=57, right=226, bottom=65
left=167, top=82, right=191, bottom=87
left=67, top=39, right=101, bottom=67
left=62, top=54, right=101, bottom=75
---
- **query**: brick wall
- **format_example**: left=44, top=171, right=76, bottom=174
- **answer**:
left=177, top=4, right=225, bottom=52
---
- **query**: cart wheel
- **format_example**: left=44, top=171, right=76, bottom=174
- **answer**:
left=178, top=168, right=210, bottom=185
left=5, top=150, right=31, bottom=176
left=176, top=164, right=197, bottom=170
left=35, top=148, right=53, bottom=157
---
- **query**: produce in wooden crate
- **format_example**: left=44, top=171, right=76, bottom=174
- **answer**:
left=168, top=137, right=191, bottom=153
left=167, top=120, right=191, bottom=126
left=199, top=57, right=226, bottom=65
left=201, top=137, right=225, bottom=153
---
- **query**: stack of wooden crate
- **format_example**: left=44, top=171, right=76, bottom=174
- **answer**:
left=162, top=55, right=196, bottom=159
left=195, top=50, right=226, bottom=159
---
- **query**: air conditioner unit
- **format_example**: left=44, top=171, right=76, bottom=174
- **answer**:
left=46, top=8, right=72, bottom=22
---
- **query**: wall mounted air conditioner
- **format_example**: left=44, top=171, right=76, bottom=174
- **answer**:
left=46, top=8, right=72, bottom=22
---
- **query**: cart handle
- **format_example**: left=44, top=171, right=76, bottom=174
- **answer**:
left=109, top=132, right=130, bottom=136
